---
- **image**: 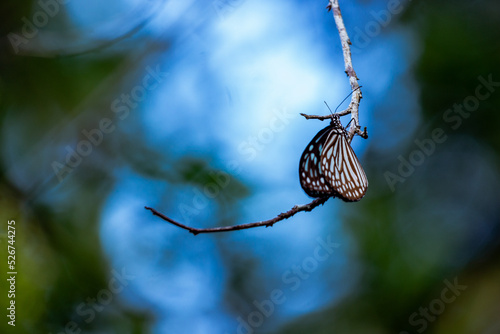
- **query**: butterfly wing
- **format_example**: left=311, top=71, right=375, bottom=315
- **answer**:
left=299, top=125, right=335, bottom=197
left=320, top=128, right=368, bottom=202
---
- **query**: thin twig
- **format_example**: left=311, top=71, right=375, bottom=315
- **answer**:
left=145, top=197, right=329, bottom=235
left=299, top=113, right=331, bottom=121
left=299, top=113, right=368, bottom=139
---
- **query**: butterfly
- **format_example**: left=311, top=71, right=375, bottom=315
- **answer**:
left=299, top=114, right=368, bottom=202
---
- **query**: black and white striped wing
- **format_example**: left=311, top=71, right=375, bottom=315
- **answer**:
left=299, top=125, right=335, bottom=197
left=321, top=129, right=368, bottom=202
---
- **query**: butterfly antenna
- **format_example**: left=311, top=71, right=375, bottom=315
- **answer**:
left=345, top=117, right=354, bottom=130
left=333, top=86, right=362, bottom=114
left=324, top=101, right=334, bottom=116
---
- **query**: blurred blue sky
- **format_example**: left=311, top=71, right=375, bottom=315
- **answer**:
left=62, top=0, right=422, bottom=333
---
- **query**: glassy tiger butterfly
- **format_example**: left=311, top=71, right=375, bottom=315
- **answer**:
left=299, top=114, right=368, bottom=202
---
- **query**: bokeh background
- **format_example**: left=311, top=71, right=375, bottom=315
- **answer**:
left=1, top=0, right=500, bottom=333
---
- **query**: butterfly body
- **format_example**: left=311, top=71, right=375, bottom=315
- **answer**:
left=299, top=115, right=368, bottom=202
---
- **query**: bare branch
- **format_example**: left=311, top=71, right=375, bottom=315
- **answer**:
left=145, top=197, right=329, bottom=235
left=330, top=0, right=363, bottom=143
left=317, top=0, right=365, bottom=143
